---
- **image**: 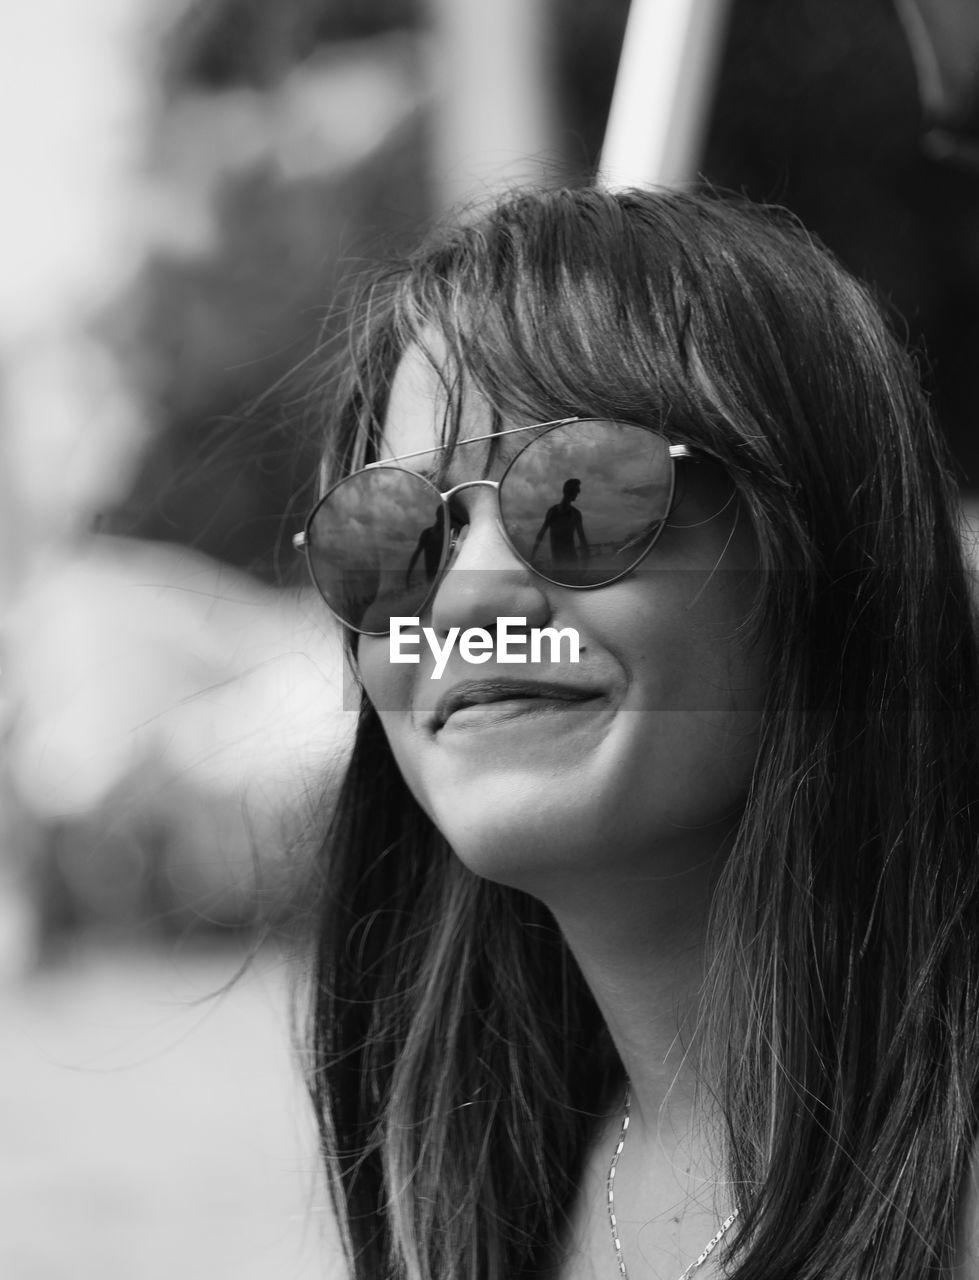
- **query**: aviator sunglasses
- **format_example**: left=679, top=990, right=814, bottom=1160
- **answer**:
left=293, top=416, right=696, bottom=636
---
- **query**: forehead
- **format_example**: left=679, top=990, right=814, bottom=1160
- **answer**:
left=379, top=344, right=497, bottom=471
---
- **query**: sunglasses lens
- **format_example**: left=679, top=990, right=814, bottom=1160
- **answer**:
left=306, top=467, right=445, bottom=633
left=499, top=419, right=675, bottom=585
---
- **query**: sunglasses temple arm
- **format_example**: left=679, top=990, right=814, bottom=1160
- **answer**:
left=364, top=416, right=581, bottom=469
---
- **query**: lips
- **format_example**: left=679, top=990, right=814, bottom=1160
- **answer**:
left=431, top=679, right=602, bottom=730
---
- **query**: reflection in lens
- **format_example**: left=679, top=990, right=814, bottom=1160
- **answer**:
left=501, top=420, right=674, bottom=586
left=306, top=467, right=445, bottom=632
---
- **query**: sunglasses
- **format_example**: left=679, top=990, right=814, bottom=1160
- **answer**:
left=293, top=416, right=696, bottom=636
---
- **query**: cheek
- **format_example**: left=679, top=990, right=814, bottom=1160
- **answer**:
left=358, top=636, right=442, bottom=824
left=358, top=634, right=415, bottom=718
left=592, top=566, right=765, bottom=716
left=594, top=710, right=762, bottom=843
left=572, top=576, right=767, bottom=829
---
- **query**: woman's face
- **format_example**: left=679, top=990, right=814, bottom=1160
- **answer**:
left=356, top=349, right=768, bottom=900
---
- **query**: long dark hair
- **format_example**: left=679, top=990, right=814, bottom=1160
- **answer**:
left=305, top=187, right=979, bottom=1279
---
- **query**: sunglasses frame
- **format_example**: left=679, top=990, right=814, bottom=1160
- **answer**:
left=293, top=416, right=696, bottom=636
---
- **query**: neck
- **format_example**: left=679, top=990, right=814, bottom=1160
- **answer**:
left=542, top=832, right=726, bottom=1143
left=529, top=835, right=739, bottom=1280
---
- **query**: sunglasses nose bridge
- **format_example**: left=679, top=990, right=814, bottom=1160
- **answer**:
left=428, top=481, right=551, bottom=636
left=437, top=480, right=507, bottom=563
left=439, top=477, right=500, bottom=504
left=438, top=478, right=502, bottom=545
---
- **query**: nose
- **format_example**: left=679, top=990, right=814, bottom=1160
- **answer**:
left=428, top=486, right=552, bottom=636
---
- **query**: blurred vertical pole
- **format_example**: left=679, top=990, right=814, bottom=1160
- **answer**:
left=426, top=0, right=558, bottom=212
left=597, top=0, right=732, bottom=188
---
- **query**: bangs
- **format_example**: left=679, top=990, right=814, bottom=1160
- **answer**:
left=391, top=206, right=708, bottom=445
left=332, top=195, right=721, bottom=494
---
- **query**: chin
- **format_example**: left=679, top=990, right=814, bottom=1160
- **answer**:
left=420, top=772, right=744, bottom=907
left=421, top=778, right=599, bottom=891
left=384, top=708, right=756, bottom=901
left=421, top=789, right=627, bottom=898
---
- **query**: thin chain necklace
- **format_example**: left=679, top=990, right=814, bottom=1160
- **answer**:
left=606, top=1086, right=739, bottom=1280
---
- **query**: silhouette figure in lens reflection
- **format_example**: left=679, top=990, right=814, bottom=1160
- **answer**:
left=532, top=478, right=589, bottom=565
left=406, top=507, right=446, bottom=584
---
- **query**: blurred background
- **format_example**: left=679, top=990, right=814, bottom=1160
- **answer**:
left=1, top=0, right=978, bottom=1275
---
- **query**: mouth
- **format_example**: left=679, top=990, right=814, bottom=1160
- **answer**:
left=430, top=679, right=604, bottom=731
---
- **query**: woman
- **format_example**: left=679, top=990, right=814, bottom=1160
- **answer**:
left=296, top=187, right=979, bottom=1279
